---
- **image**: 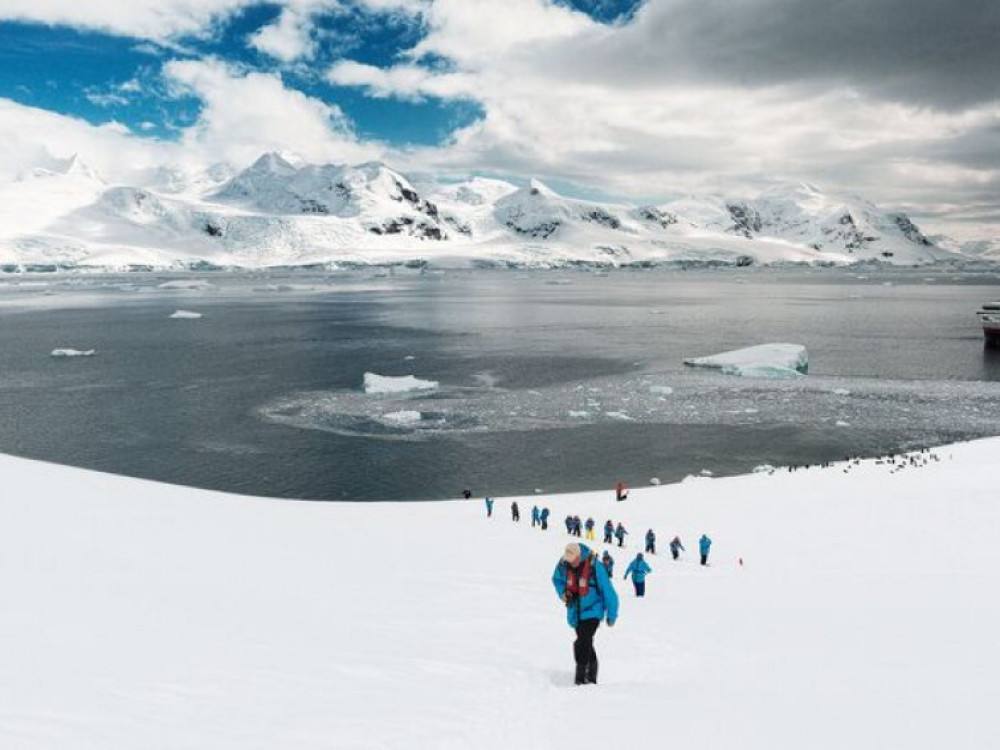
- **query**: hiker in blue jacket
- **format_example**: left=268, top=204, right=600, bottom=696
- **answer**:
left=485, top=497, right=494, bottom=518
left=699, top=534, right=712, bottom=566
left=624, top=552, right=652, bottom=597
left=614, top=522, right=628, bottom=548
left=540, top=507, right=550, bottom=530
left=670, top=535, right=685, bottom=560
left=565, top=515, right=573, bottom=534
left=601, top=550, right=614, bottom=577
left=531, top=506, right=540, bottom=528
left=645, top=529, right=656, bottom=554
left=552, top=542, right=619, bottom=686
left=603, top=520, right=614, bottom=544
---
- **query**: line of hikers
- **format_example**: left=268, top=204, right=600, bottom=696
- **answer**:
left=486, top=497, right=714, bottom=567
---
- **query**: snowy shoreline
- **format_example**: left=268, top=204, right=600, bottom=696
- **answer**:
left=3, top=439, right=1000, bottom=748
left=0, top=256, right=994, bottom=275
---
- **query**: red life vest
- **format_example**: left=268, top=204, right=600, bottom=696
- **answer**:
left=565, top=553, right=597, bottom=598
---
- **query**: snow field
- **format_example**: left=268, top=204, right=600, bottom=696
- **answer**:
left=1, top=440, right=1000, bottom=748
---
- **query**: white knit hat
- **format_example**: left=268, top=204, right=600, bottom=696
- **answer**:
left=562, top=543, right=581, bottom=562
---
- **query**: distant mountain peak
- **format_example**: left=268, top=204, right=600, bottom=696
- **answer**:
left=18, top=152, right=104, bottom=183
left=527, top=178, right=556, bottom=197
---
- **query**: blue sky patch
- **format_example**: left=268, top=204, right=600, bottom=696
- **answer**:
left=0, top=7, right=481, bottom=149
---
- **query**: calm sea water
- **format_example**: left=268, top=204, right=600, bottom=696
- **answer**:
left=0, top=267, right=998, bottom=500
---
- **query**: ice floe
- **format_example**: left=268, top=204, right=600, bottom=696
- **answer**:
left=363, top=373, right=439, bottom=394
left=684, top=343, right=808, bottom=379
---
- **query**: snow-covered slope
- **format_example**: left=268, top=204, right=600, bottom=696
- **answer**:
left=0, top=152, right=971, bottom=270
left=2, top=439, right=1000, bottom=748
left=0, top=154, right=108, bottom=264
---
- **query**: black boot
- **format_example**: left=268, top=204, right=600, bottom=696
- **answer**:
left=574, top=662, right=587, bottom=686
left=585, top=658, right=599, bottom=685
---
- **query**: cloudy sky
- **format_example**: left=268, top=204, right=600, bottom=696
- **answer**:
left=0, top=0, right=996, bottom=238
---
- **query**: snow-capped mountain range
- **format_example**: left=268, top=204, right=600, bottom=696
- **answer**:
left=0, top=151, right=977, bottom=270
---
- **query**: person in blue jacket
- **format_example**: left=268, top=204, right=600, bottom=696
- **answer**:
left=540, top=507, right=550, bottom=530
left=601, top=550, right=614, bottom=577
left=603, top=520, right=614, bottom=544
left=670, top=535, right=685, bottom=560
left=614, top=522, right=628, bottom=547
left=552, top=542, right=619, bottom=686
left=699, top=533, right=712, bottom=566
left=645, top=529, right=656, bottom=554
left=624, top=552, right=652, bottom=597
left=531, top=505, right=540, bottom=528
left=485, top=497, right=494, bottom=518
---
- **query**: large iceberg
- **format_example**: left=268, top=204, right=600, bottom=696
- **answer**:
left=363, top=372, right=439, bottom=394
left=683, top=344, right=808, bottom=379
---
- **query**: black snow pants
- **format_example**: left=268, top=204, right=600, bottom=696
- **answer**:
left=573, top=618, right=600, bottom=685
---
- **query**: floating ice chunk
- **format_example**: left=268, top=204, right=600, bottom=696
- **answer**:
left=404, top=355, right=416, bottom=361
left=831, top=387, right=851, bottom=396
left=382, top=410, right=422, bottom=425
left=51, top=348, right=95, bottom=357
left=649, top=385, right=674, bottom=395
left=568, top=411, right=590, bottom=418
left=683, top=344, right=808, bottom=379
left=169, top=310, right=203, bottom=319
left=363, top=372, right=439, bottom=394
left=836, top=420, right=851, bottom=427
left=753, top=464, right=776, bottom=474
left=650, top=477, right=662, bottom=486
left=605, top=411, right=632, bottom=420
left=158, top=280, right=214, bottom=290
left=700, top=469, right=714, bottom=477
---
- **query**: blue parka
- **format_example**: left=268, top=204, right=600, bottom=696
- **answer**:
left=532, top=506, right=540, bottom=521
left=624, top=556, right=652, bottom=583
left=552, top=544, right=620, bottom=628
left=700, top=535, right=712, bottom=554
left=602, top=554, right=614, bottom=577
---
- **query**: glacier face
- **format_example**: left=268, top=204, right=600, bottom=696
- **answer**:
left=0, top=152, right=972, bottom=270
